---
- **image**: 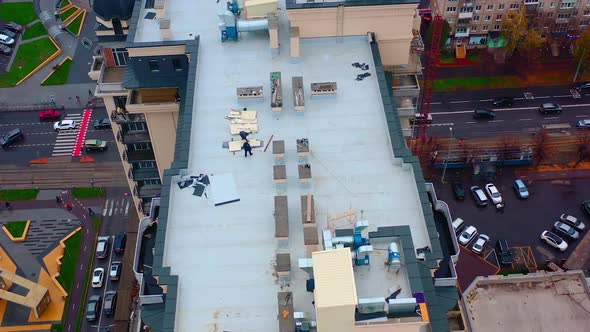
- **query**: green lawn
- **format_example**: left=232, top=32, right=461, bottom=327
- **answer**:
left=42, top=58, right=72, bottom=86
left=433, top=76, right=522, bottom=92
left=60, top=0, right=71, bottom=9
left=22, top=22, right=48, bottom=40
left=72, top=187, right=105, bottom=198
left=0, top=189, right=39, bottom=201
left=66, top=12, right=83, bottom=35
left=0, top=37, right=58, bottom=88
left=4, top=220, right=27, bottom=238
left=60, top=7, right=77, bottom=22
left=56, top=230, right=82, bottom=293
left=0, top=2, right=37, bottom=25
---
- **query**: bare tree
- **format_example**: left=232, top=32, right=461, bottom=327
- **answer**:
left=532, top=130, right=550, bottom=167
left=574, top=132, right=590, bottom=168
left=498, top=135, right=521, bottom=167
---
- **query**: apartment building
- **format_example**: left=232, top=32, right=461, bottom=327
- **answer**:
left=431, top=0, right=590, bottom=47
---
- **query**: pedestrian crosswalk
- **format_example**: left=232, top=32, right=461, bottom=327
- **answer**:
left=102, top=197, right=131, bottom=217
left=51, top=113, right=82, bottom=157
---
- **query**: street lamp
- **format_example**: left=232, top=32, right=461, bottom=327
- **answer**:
left=441, top=127, right=453, bottom=183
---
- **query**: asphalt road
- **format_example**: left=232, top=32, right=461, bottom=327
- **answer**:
left=425, top=86, right=590, bottom=139
left=0, top=107, right=120, bottom=165
left=433, top=167, right=590, bottom=270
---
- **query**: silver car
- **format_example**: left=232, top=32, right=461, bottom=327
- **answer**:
left=559, top=214, right=585, bottom=231
left=459, top=226, right=478, bottom=245
left=553, top=221, right=580, bottom=240
left=471, top=234, right=490, bottom=254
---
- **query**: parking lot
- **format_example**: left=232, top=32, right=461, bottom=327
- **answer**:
left=434, top=167, right=590, bottom=271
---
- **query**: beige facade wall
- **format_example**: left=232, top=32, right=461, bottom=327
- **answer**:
left=145, top=112, right=177, bottom=180
left=317, top=305, right=355, bottom=332
left=287, top=4, right=418, bottom=66
left=127, top=45, right=187, bottom=57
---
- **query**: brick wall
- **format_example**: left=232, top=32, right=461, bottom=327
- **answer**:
left=103, top=48, right=116, bottom=67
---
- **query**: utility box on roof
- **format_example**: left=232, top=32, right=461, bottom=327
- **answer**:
left=244, top=0, right=278, bottom=19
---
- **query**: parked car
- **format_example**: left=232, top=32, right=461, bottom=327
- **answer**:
left=409, top=113, right=433, bottom=125
left=84, top=139, right=107, bottom=152
left=458, top=226, right=478, bottom=245
left=85, top=295, right=102, bottom=322
left=53, top=119, right=76, bottom=131
left=0, top=28, right=16, bottom=39
left=470, top=186, right=488, bottom=206
left=103, top=291, right=117, bottom=315
left=452, top=181, right=465, bottom=200
left=577, top=120, right=590, bottom=128
left=559, top=214, right=585, bottom=231
left=538, top=103, right=562, bottom=114
left=0, top=128, right=23, bottom=148
left=484, top=183, right=502, bottom=204
left=582, top=201, right=590, bottom=217
left=553, top=221, right=580, bottom=240
left=473, top=109, right=496, bottom=120
left=0, top=34, right=14, bottom=45
left=96, top=236, right=110, bottom=259
left=540, top=231, right=568, bottom=251
left=513, top=179, right=529, bottom=199
left=113, top=232, right=127, bottom=254
left=110, top=261, right=122, bottom=280
left=452, top=218, right=465, bottom=234
left=38, top=109, right=60, bottom=121
left=91, top=267, right=105, bottom=288
left=492, top=97, right=514, bottom=107
left=4, top=22, right=23, bottom=33
left=471, top=234, right=490, bottom=255
left=0, top=44, right=11, bottom=55
left=574, top=81, right=590, bottom=90
left=496, top=240, right=513, bottom=265
left=93, top=118, right=112, bottom=129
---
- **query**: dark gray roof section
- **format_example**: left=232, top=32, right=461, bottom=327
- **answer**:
left=369, top=37, right=457, bottom=332
left=286, top=0, right=419, bottom=10
left=138, top=38, right=199, bottom=332
left=93, top=0, right=135, bottom=21
left=126, top=0, right=143, bottom=44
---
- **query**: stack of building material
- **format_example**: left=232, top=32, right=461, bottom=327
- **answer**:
left=226, top=109, right=259, bottom=134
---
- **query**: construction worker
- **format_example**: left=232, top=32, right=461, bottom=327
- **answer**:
left=243, top=141, right=253, bottom=157
left=239, top=130, right=250, bottom=142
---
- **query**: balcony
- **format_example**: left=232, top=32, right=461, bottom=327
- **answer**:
left=132, top=168, right=160, bottom=181
left=112, top=111, right=145, bottom=124
left=455, top=28, right=471, bottom=37
left=137, top=184, right=162, bottom=198
left=125, top=149, right=155, bottom=162
left=96, top=63, right=126, bottom=95
left=126, top=88, right=180, bottom=114
left=523, top=0, right=539, bottom=4
left=458, top=12, right=474, bottom=19
left=120, top=130, right=151, bottom=144
left=88, top=56, right=103, bottom=81
left=392, top=74, right=420, bottom=98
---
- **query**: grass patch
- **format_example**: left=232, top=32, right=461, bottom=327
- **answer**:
left=0, top=189, right=39, bottom=201
left=22, top=22, right=48, bottom=40
left=0, top=2, right=37, bottom=25
left=467, top=52, right=481, bottom=63
left=92, top=216, right=102, bottom=232
left=56, top=230, right=82, bottom=293
left=42, top=58, right=72, bottom=86
left=72, top=187, right=105, bottom=198
left=51, top=324, right=63, bottom=332
left=75, top=236, right=95, bottom=332
left=0, top=37, right=58, bottom=88
left=60, top=0, right=71, bottom=9
left=433, top=76, right=522, bottom=92
left=4, top=221, right=27, bottom=238
left=439, top=56, right=456, bottom=64
left=66, top=12, right=83, bottom=35
left=60, top=7, right=77, bottom=22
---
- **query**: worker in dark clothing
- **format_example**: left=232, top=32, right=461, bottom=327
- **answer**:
left=243, top=141, right=253, bottom=157
left=239, top=130, right=250, bottom=142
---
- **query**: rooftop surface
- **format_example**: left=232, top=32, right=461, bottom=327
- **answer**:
left=142, top=0, right=431, bottom=330
left=464, top=271, right=590, bottom=332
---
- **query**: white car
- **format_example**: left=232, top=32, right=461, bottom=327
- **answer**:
left=53, top=120, right=76, bottom=131
left=459, top=226, right=477, bottom=245
left=540, top=231, right=568, bottom=252
left=485, top=183, right=502, bottom=204
left=471, top=234, right=490, bottom=254
left=0, top=34, right=14, bottom=45
left=559, top=214, right=586, bottom=231
left=91, top=267, right=105, bottom=288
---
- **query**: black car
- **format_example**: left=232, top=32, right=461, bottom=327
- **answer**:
left=94, top=118, right=112, bottom=129
left=85, top=295, right=102, bottom=322
left=473, top=109, right=496, bottom=119
left=4, top=22, right=23, bottom=33
left=538, top=103, right=562, bottom=114
left=113, top=232, right=127, bottom=254
left=582, top=200, right=590, bottom=217
left=496, top=240, right=513, bottom=265
left=574, top=82, right=590, bottom=91
left=103, top=291, right=117, bottom=315
left=0, top=44, right=11, bottom=56
left=0, top=128, right=23, bottom=148
left=492, top=97, right=514, bottom=107
left=452, top=181, right=465, bottom=200
left=0, top=28, right=16, bottom=39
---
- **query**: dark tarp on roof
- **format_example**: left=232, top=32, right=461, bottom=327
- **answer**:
left=93, top=0, right=135, bottom=20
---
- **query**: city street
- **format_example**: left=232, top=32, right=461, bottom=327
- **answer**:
left=0, top=107, right=120, bottom=165
left=425, top=86, right=590, bottom=139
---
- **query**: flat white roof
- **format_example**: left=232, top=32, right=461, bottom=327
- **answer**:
left=152, top=0, right=431, bottom=330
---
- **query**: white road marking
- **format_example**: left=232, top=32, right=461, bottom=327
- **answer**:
left=575, top=115, right=590, bottom=118
left=466, top=121, right=476, bottom=124
left=514, top=97, right=525, bottom=100
left=67, top=113, right=81, bottom=116
left=450, top=100, right=471, bottom=104
left=108, top=199, right=114, bottom=216
left=536, top=96, right=551, bottom=99
left=553, top=95, right=573, bottom=98
left=124, top=199, right=130, bottom=215
left=52, top=152, right=72, bottom=156
left=430, top=102, right=442, bottom=105
left=479, top=99, right=493, bottom=102
left=543, top=117, right=559, bottom=120
left=519, top=118, right=532, bottom=121
left=489, top=120, right=504, bottom=123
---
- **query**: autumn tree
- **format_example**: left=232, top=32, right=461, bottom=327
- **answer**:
left=574, top=29, right=590, bottom=77
left=532, top=130, right=550, bottom=167
left=500, top=8, right=528, bottom=57
left=520, top=29, right=545, bottom=61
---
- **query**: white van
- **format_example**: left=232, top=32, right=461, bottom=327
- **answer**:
left=0, top=34, right=14, bottom=45
left=452, top=218, right=465, bottom=234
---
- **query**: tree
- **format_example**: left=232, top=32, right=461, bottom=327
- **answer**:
left=574, top=132, right=590, bottom=168
left=500, top=8, right=528, bottom=57
left=532, top=130, right=550, bottom=167
left=425, top=19, right=452, bottom=51
left=574, top=29, right=590, bottom=77
left=498, top=135, right=520, bottom=166
left=520, top=29, right=545, bottom=61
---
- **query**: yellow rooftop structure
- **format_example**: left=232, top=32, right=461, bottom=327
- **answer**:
left=0, top=268, right=51, bottom=318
